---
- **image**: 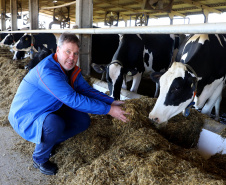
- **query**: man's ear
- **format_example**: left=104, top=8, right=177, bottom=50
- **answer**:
left=56, top=46, right=60, bottom=53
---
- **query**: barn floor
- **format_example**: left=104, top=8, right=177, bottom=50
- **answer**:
left=0, top=126, right=52, bottom=185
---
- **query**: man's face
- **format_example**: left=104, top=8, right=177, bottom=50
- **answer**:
left=56, top=41, right=79, bottom=71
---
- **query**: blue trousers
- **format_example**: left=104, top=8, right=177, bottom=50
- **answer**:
left=33, top=105, right=90, bottom=163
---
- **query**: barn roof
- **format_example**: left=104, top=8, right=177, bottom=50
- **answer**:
left=6, top=0, right=226, bottom=24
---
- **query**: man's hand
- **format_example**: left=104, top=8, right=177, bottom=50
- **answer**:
left=111, top=100, right=125, bottom=106
left=108, top=102, right=130, bottom=123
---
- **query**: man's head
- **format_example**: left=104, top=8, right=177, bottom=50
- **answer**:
left=57, top=32, right=80, bottom=71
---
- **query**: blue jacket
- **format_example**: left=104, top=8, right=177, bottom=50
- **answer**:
left=8, top=54, right=114, bottom=144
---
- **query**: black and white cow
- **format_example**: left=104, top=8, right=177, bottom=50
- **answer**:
left=0, top=33, right=26, bottom=60
left=92, top=34, right=177, bottom=100
left=149, top=34, right=226, bottom=124
left=25, top=47, right=52, bottom=70
left=0, top=33, right=24, bottom=46
left=13, top=33, right=58, bottom=53
left=0, top=33, right=8, bottom=42
left=13, top=51, right=26, bottom=60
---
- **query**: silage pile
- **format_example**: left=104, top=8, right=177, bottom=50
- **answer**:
left=0, top=47, right=29, bottom=126
left=0, top=48, right=226, bottom=184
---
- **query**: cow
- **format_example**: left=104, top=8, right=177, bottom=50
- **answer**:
left=0, top=33, right=26, bottom=60
left=92, top=34, right=177, bottom=100
left=0, top=33, right=8, bottom=42
left=91, top=33, right=120, bottom=80
left=13, top=51, right=26, bottom=60
left=149, top=34, right=226, bottom=124
left=24, top=47, right=52, bottom=70
left=13, top=33, right=58, bottom=53
left=0, top=33, right=24, bottom=46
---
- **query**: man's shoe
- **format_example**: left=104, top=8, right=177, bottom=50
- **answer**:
left=33, top=160, right=58, bottom=175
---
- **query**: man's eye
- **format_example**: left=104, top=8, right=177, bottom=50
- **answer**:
left=74, top=52, right=79, bottom=56
left=66, top=50, right=70, bottom=54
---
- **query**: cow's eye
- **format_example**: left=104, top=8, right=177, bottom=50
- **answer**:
left=171, top=86, right=181, bottom=93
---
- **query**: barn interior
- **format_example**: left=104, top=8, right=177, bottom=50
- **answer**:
left=0, top=0, right=226, bottom=184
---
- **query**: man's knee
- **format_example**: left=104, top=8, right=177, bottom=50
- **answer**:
left=43, top=114, right=65, bottom=137
left=82, top=114, right=90, bottom=130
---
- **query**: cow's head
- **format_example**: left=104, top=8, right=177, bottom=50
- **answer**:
left=149, top=62, right=197, bottom=124
left=37, top=47, right=52, bottom=61
left=108, top=34, right=144, bottom=99
left=26, top=47, right=52, bottom=70
left=0, top=34, right=14, bottom=46
left=91, top=61, right=125, bottom=100
left=13, top=33, right=32, bottom=51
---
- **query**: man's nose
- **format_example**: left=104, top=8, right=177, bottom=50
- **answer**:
left=68, top=53, right=75, bottom=59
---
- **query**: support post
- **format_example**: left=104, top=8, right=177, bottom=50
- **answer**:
left=10, top=0, right=17, bottom=30
left=0, top=0, right=6, bottom=30
left=76, top=0, right=93, bottom=76
left=29, top=0, right=39, bottom=30
left=203, top=9, right=209, bottom=23
left=169, top=13, right=174, bottom=25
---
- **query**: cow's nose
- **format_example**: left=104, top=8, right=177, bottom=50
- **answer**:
left=149, top=117, right=159, bottom=124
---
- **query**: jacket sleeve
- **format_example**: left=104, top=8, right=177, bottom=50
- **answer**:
left=73, top=73, right=114, bottom=105
left=36, top=67, right=111, bottom=115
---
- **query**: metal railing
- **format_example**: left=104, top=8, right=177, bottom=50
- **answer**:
left=1, top=22, right=226, bottom=34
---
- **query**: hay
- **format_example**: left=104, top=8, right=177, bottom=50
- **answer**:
left=0, top=47, right=226, bottom=184
left=0, top=47, right=29, bottom=126
left=47, top=98, right=226, bottom=184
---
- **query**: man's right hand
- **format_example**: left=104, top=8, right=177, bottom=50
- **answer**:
left=108, top=105, right=129, bottom=123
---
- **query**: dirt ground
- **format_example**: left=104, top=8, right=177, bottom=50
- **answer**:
left=0, top=126, right=52, bottom=185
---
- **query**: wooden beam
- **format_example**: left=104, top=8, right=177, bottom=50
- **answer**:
left=182, top=0, right=222, bottom=14
left=171, top=10, right=186, bottom=17
left=10, top=0, right=17, bottom=30
left=76, top=0, right=93, bottom=76
left=40, top=1, right=76, bottom=10
left=29, top=0, right=39, bottom=30
left=0, top=0, right=6, bottom=30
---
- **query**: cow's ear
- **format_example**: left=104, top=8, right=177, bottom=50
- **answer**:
left=150, top=72, right=164, bottom=83
left=188, top=76, right=197, bottom=90
left=91, top=63, right=107, bottom=74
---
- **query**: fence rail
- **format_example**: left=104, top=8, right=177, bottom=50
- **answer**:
left=1, top=22, right=226, bottom=34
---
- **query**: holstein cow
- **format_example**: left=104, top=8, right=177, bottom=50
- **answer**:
left=13, top=33, right=58, bottom=53
left=13, top=50, right=26, bottom=60
left=149, top=34, right=226, bottom=124
left=0, top=33, right=8, bottom=42
left=0, top=33, right=26, bottom=59
left=0, top=33, right=24, bottom=46
left=92, top=34, right=177, bottom=100
left=25, top=47, right=52, bottom=70
left=91, top=33, right=120, bottom=80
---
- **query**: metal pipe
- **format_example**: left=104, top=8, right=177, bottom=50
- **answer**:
left=1, top=22, right=226, bottom=34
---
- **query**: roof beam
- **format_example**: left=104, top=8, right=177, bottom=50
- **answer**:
left=94, top=0, right=157, bottom=19
left=170, top=10, right=186, bottom=17
left=181, top=0, right=222, bottom=14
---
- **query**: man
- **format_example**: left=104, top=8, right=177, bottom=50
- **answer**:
left=8, top=32, right=129, bottom=175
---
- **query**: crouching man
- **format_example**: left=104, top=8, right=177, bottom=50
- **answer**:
left=8, top=32, right=129, bottom=175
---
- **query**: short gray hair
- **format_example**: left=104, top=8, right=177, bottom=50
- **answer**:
left=57, top=32, right=80, bottom=48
